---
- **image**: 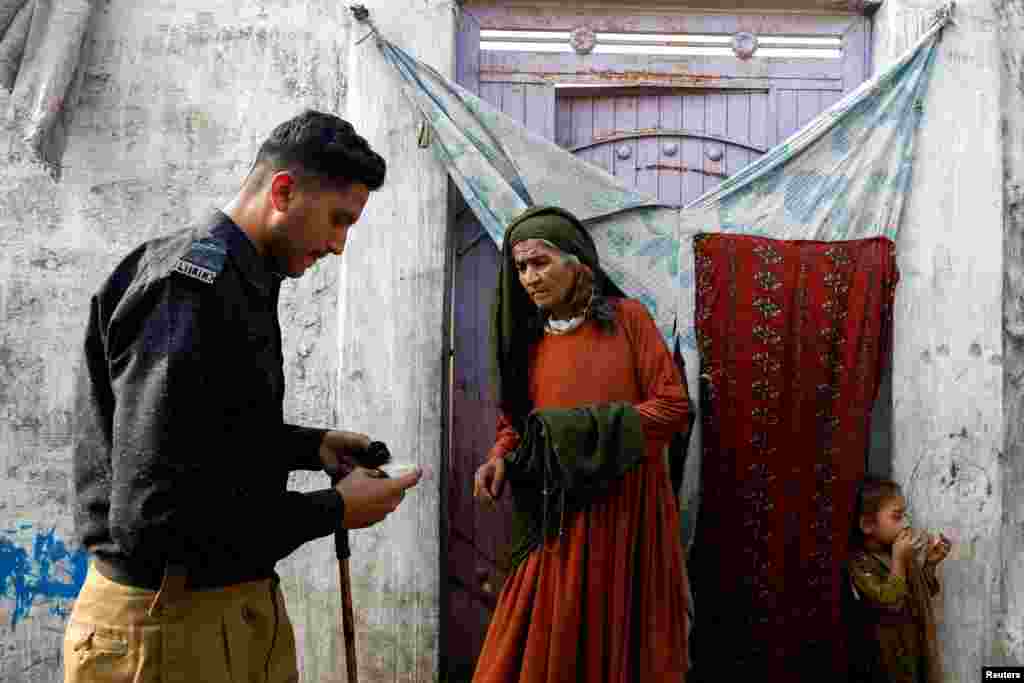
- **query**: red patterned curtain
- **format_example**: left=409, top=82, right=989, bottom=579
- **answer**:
left=691, top=234, right=898, bottom=680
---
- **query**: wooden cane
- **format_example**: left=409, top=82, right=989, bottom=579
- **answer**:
left=336, top=529, right=359, bottom=683
left=333, top=441, right=392, bottom=683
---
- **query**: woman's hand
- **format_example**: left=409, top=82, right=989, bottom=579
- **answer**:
left=474, top=456, right=507, bottom=504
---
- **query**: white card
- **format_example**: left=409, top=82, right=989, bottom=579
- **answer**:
left=379, top=463, right=420, bottom=478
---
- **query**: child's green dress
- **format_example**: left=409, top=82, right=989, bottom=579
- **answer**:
left=846, top=551, right=942, bottom=683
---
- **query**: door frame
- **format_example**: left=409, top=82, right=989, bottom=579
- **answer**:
left=440, top=3, right=877, bottom=677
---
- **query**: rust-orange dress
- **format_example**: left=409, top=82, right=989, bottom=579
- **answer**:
left=473, top=298, right=691, bottom=683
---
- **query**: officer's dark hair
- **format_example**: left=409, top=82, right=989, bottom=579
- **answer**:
left=248, top=110, right=386, bottom=192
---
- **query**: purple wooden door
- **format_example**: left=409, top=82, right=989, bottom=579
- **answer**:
left=444, top=7, right=870, bottom=679
left=558, top=90, right=774, bottom=206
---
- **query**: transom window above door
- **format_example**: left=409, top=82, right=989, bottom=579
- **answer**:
left=481, top=29, right=843, bottom=60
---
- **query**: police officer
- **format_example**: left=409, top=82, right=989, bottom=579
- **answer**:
left=66, top=110, right=421, bottom=682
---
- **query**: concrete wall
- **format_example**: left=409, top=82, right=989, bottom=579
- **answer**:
left=338, top=2, right=452, bottom=679
left=874, top=0, right=1024, bottom=675
left=996, top=0, right=1024, bottom=667
left=0, top=2, right=354, bottom=681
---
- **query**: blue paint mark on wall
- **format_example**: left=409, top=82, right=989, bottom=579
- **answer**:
left=0, top=526, right=88, bottom=628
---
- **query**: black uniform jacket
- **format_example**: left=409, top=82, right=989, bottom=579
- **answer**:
left=73, top=211, right=343, bottom=589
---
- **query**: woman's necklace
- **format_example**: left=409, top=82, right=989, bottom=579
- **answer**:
left=543, top=291, right=595, bottom=335
left=545, top=315, right=586, bottom=335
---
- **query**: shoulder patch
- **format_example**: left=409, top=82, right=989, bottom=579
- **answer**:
left=173, top=237, right=227, bottom=284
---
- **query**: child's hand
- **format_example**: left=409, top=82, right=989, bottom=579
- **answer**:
left=925, top=533, right=951, bottom=566
left=893, top=528, right=916, bottom=563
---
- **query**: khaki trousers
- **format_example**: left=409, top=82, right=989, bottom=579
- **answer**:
left=63, top=563, right=298, bottom=683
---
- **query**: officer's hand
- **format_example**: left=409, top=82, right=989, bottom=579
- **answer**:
left=335, top=467, right=422, bottom=529
left=473, top=456, right=506, bottom=505
left=319, top=431, right=372, bottom=479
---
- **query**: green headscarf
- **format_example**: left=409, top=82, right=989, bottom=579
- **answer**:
left=490, top=206, right=624, bottom=428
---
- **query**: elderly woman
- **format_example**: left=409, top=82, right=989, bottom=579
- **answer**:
left=472, top=206, right=691, bottom=682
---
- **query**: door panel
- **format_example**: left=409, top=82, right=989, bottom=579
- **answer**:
left=636, top=94, right=660, bottom=199
left=445, top=207, right=509, bottom=681
left=481, top=81, right=556, bottom=135
left=659, top=94, right=684, bottom=206
left=594, top=96, right=615, bottom=173
left=558, top=90, right=774, bottom=206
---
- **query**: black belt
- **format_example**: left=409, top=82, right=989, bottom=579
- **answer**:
left=94, top=556, right=273, bottom=591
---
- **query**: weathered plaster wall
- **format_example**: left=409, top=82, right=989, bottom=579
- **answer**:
left=874, top=0, right=1023, bottom=675
left=0, top=2, right=352, bottom=681
left=996, top=0, right=1024, bottom=666
left=338, top=1, right=454, bottom=679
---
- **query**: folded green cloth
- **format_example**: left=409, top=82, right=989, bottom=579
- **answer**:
left=504, top=402, right=646, bottom=567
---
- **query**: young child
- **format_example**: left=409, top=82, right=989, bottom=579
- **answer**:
left=845, top=477, right=951, bottom=683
